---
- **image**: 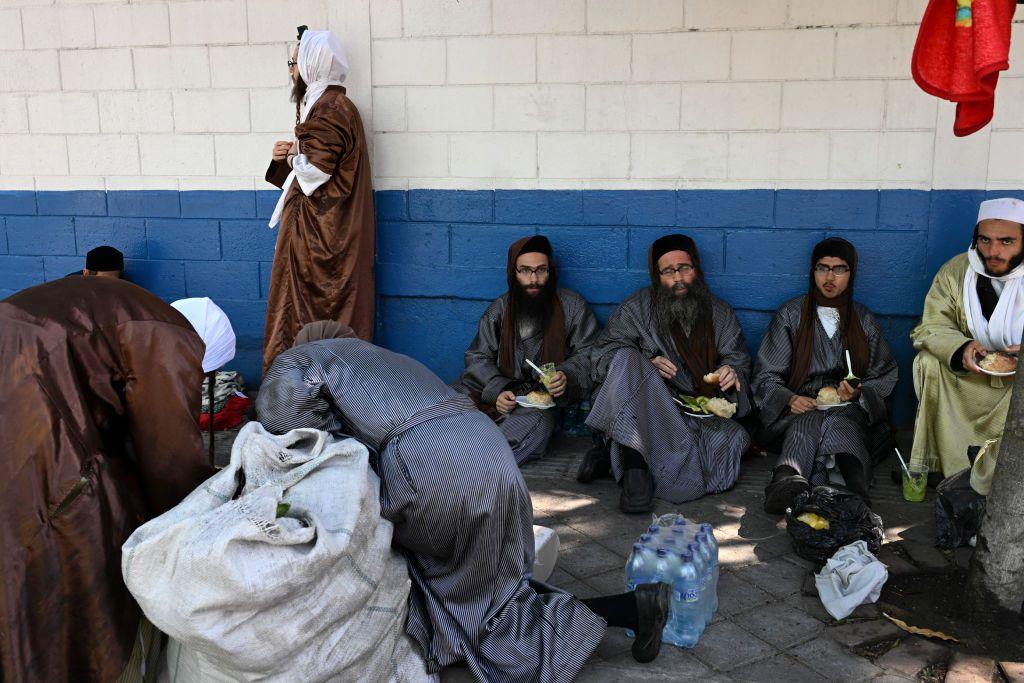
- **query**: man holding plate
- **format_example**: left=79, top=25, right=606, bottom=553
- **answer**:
left=754, top=238, right=898, bottom=514
left=910, top=197, right=1024, bottom=479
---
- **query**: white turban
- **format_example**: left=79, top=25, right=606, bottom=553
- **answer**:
left=297, top=29, right=348, bottom=124
left=171, top=297, right=237, bottom=373
left=978, top=197, right=1024, bottom=225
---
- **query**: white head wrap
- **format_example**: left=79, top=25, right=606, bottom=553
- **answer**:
left=171, top=297, right=237, bottom=373
left=963, top=198, right=1024, bottom=351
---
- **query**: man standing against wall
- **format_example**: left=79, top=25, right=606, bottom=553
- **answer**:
left=263, top=26, right=375, bottom=373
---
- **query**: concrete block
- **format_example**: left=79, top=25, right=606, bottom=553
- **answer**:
left=44, top=256, right=87, bottom=281
left=494, top=190, right=583, bottom=225
left=691, top=620, right=776, bottom=671
left=879, top=190, right=930, bottom=231
left=213, top=298, right=267, bottom=342
left=685, top=0, right=787, bottom=29
left=680, top=82, right=782, bottom=130
left=133, top=46, right=210, bottom=89
left=876, top=636, right=950, bottom=677
left=376, top=221, right=449, bottom=266
left=372, top=39, right=446, bottom=86
left=409, top=190, right=493, bottom=223
left=169, top=0, right=245, bottom=45
left=67, top=135, right=140, bottom=176
left=539, top=132, right=629, bottom=179
left=249, top=88, right=294, bottom=134
left=494, top=84, right=585, bottom=132
left=186, top=260, right=260, bottom=300
left=210, top=45, right=288, bottom=88
left=372, top=133, right=448, bottom=177
left=0, top=10, right=23, bottom=50
left=537, top=35, right=630, bottom=83
left=369, top=0, right=402, bottom=38
left=0, top=95, right=28, bottom=134
left=587, top=0, right=683, bottom=32
left=628, top=226, right=725, bottom=274
left=790, top=0, right=895, bottom=26
left=27, top=93, right=98, bottom=134
left=0, top=191, right=36, bottom=215
left=255, top=190, right=279, bottom=218
left=932, top=106, right=990, bottom=188
left=0, top=255, right=44, bottom=291
left=993, top=78, right=1024, bottom=129
left=108, top=191, right=180, bottom=218
left=493, top=0, right=585, bottom=34
left=448, top=36, right=535, bottom=85
left=775, top=190, right=879, bottom=230
left=246, top=0, right=327, bottom=44
left=728, top=132, right=831, bottom=182
left=407, top=86, right=492, bottom=132
left=259, top=261, right=272, bottom=298
left=989, top=132, right=1024, bottom=184
left=543, top=226, right=628, bottom=270
left=377, top=297, right=488, bottom=383
left=731, top=28, right=835, bottom=81
left=783, top=81, right=885, bottom=129
left=6, top=216, right=76, bottom=256
left=631, top=132, right=728, bottom=179
left=221, top=219, right=278, bottom=261
left=727, top=654, right=821, bottom=682
left=180, top=191, right=255, bottom=219
left=834, top=229, right=926, bottom=277
left=0, top=50, right=60, bottom=92
left=375, top=190, right=407, bottom=221
left=402, top=0, right=490, bottom=36
left=60, top=48, right=133, bottom=91
left=926, top=189, right=986, bottom=272
left=22, top=6, right=94, bottom=49
left=450, top=133, right=537, bottom=179
left=831, top=132, right=881, bottom=181
left=836, top=26, right=918, bottom=78
left=215, top=133, right=278, bottom=177
left=377, top=262, right=506, bottom=300
left=897, top=0, right=930, bottom=23
left=789, top=637, right=884, bottom=681
left=885, top=79, right=939, bottom=129
left=371, top=87, right=406, bottom=132
left=727, top=229, right=825, bottom=275
left=589, top=84, right=680, bottom=131
left=146, top=219, right=220, bottom=260
left=75, top=217, right=147, bottom=257
left=582, top=190, right=675, bottom=226
left=879, top=131, right=934, bottom=183
left=36, top=191, right=106, bottom=217
left=124, top=259, right=186, bottom=299
left=450, top=223, right=534, bottom=268
left=945, top=652, right=999, bottom=683
left=677, top=189, right=775, bottom=228
left=98, top=91, right=173, bottom=132
left=1011, top=24, right=1024, bottom=77
left=139, top=134, right=215, bottom=176
left=584, top=85, right=627, bottom=131
left=173, top=90, right=250, bottom=133
left=633, top=32, right=730, bottom=82
left=94, top=4, right=169, bottom=48
left=0, top=135, right=68, bottom=175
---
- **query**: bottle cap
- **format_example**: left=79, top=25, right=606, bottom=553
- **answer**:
left=647, top=525, right=660, bottom=534
left=680, top=551, right=693, bottom=561
left=673, top=518, right=687, bottom=526
left=700, top=522, right=712, bottom=532
left=695, top=532, right=707, bottom=543
left=656, top=548, right=668, bottom=557
left=633, top=543, right=644, bottom=552
left=639, top=534, right=653, bottom=544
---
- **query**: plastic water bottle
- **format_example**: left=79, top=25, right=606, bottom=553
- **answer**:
left=687, top=542, right=710, bottom=627
left=699, top=523, right=720, bottom=619
left=638, top=533, right=655, bottom=549
left=647, top=524, right=661, bottom=538
left=670, top=551, right=702, bottom=648
left=624, top=543, right=655, bottom=638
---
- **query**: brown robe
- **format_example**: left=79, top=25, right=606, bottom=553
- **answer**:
left=0, top=277, right=216, bottom=683
left=262, top=85, right=375, bottom=373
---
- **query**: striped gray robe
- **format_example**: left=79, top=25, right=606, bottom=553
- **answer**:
left=454, top=289, right=600, bottom=465
left=256, top=339, right=605, bottom=683
left=587, top=288, right=753, bottom=503
left=752, top=296, right=898, bottom=484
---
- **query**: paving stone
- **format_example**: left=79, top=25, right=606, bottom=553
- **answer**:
left=870, top=674, right=917, bottom=682
left=945, top=652, right=998, bottom=682
left=874, top=545, right=920, bottom=576
left=691, top=620, right=776, bottom=671
left=735, top=556, right=809, bottom=598
left=737, top=602, right=824, bottom=649
left=900, top=540, right=951, bottom=570
left=590, top=626, right=633, bottom=661
left=875, top=636, right=950, bottom=678
left=717, top=535, right=768, bottom=570
left=562, top=579, right=600, bottom=600
left=586, top=568, right=627, bottom=596
left=789, top=636, right=884, bottom=680
left=595, top=530, right=642, bottom=557
left=603, top=640, right=712, bottom=677
left=728, top=653, right=825, bottom=682
left=824, top=618, right=904, bottom=648
left=1001, top=661, right=1024, bottom=682
left=547, top=566, right=575, bottom=588
left=559, top=542, right=624, bottom=580
left=716, top=571, right=774, bottom=617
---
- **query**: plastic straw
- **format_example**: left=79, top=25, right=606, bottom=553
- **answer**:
left=845, top=349, right=854, bottom=377
left=893, top=446, right=912, bottom=478
left=525, top=358, right=545, bottom=376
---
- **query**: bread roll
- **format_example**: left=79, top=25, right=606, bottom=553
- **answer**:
left=816, top=386, right=841, bottom=406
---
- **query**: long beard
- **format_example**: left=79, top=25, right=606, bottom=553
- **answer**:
left=291, top=76, right=307, bottom=122
left=653, top=278, right=709, bottom=337
left=984, top=251, right=1024, bottom=277
left=512, top=280, right=556, bottom=335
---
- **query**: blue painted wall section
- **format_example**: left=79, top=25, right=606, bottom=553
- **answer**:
left=3, top=187, right=1021, bottom=426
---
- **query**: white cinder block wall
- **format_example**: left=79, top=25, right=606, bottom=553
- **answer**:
left=1, top=0, right=1022, bottom=191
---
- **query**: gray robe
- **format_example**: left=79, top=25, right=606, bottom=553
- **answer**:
left=454, top=288, right=600, bottom=465
left=256, top=339, right=605, bottom=683
left=587, top=287, right=753, bottom=503
left=752, top=295, right=898, bottom=483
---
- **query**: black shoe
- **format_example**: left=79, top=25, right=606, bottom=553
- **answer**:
left=576, top=442, right=611, bottom=483
left=632, top=583, right=672, bottom=663
left=620, top=468, right=655, bottom=514
left=764, top=473, right=809, bottom=514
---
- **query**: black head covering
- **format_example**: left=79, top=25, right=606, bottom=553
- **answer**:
left=85, top=246, right=124, bottom=272
left=296, top=25, right=308, bottom=40
left=648, top=234, right=702, bottom=286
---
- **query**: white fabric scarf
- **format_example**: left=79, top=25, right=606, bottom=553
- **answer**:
left=963, top=246, right=1024, bottom=351
left=171, top=297, right=237, bottom=372
left=268, top=30, right=349, bottom=229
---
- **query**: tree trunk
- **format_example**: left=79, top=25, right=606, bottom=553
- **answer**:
left=965, top=357, right=1024, bottom=617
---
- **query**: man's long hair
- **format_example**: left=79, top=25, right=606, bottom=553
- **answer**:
left=291, top=74, right=307, bottom=125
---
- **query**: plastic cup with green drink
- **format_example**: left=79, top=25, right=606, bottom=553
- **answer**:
left=902, top=462, right=928, bottom=502
left=539, top=362, right=557, bottom=390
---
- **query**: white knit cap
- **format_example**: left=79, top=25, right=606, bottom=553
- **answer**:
left=171, top=297, right=236, bottom=373
left=978, top=197, right=1024, bottom=225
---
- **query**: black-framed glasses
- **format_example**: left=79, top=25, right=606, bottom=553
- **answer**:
left=814, top=264, right=851, bottom=275
left=658, top=264, right=695, bottom=277
left=516, top=265, right=549, bottom=277
left=287, top=60, right=298, bottom=68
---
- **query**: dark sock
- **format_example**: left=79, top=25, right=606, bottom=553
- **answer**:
left=836, top=453, right=869, bottom=496
left=621, top=446, right=649, bottom=471
left=582, top=591, right=639, bottom=630
left=771, top=464, right=799, bottom=483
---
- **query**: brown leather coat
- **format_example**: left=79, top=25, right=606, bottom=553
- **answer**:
left=0, top=277, right=216, bottom=682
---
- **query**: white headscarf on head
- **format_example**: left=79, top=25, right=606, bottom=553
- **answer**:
left=268, top=29, right=349, bottom=229
left=171, top=297, right=237, bottom=373
left=963, top=197, right=1024, bottom=351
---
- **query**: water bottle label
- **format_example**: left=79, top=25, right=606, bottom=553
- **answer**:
left=683, top=589, right=699, bottom=602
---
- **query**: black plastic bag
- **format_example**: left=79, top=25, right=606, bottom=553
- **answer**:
left=786, top=486, right=884, bottom=564
left=934, top=467, right=986, bottom=549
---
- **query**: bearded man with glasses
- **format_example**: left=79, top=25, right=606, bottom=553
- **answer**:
left=582, top=234, right=754, bottom=513
left=453, top=235, right=600, bottom=465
